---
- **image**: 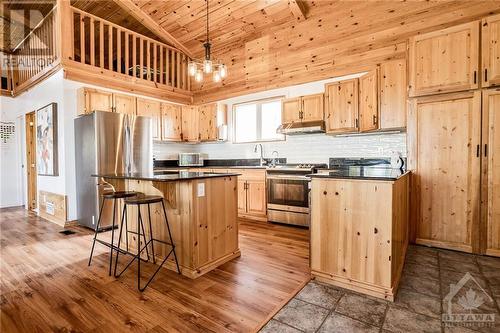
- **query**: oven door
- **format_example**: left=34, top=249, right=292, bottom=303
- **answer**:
left=267, top=174, right=310, bottom=210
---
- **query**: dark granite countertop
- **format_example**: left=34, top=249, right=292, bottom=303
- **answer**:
left=92, top=171, right=241, bottom=182
left=310, top=167, right=409, bottom=181
left=154, top=166, right=267, bottom=171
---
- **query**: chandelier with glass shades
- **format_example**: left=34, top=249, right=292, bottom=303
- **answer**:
left=187, top=1, right=227, bottom=83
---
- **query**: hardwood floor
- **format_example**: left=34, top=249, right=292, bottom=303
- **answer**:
left=0, top=207, right=310, bottom=333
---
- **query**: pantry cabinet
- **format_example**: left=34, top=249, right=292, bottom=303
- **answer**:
left=161, top=103, right=182, bottom=141
left=113, top=93, right=136, bottom=115
left=408, top=91, right=482, bottom=253
left=281, top=94, right=324, bottom=123
left=136, top=98, right=161, bottom=140
left=482, top=14, right=500, bottom=87
left=359, top=69, right=378, bottom=132
left=482, top=89, right=500, bottom=257
left=325, top=78, right=359, bottom=133
left=379, top=59, right=407, bottom=129
left=77, top=88, right=113, bottom=114
left=181, top=105, right=200, bottom=142
left=409, top=21, right=480, bottom=97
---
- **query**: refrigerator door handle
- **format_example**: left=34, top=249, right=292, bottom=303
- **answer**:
left=124, top=115, right=132, bottom=174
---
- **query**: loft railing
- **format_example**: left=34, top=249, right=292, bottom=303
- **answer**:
left=70, top=7, right=190, bottom=92
left=1, top=52, right=14, bottom=96
left=10, top=8, right=58, bottom=93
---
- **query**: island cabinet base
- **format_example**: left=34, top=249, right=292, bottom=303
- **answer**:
left=310, top=174, right=410, bottom=301
left=104, top=175, right=240, bottom=279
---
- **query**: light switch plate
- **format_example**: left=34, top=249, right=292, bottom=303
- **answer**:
left=197, top=183, right=205, bottom=197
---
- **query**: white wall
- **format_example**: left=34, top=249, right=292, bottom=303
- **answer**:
left=156, top=72, right=407, bottom=163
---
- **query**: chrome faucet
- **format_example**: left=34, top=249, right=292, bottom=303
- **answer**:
left=254, top=144, right=266, bottom=166
left=271, top=151, right=279, bottom=167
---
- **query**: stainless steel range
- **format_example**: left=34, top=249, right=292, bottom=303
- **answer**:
left=266, top=163, right=326, bottom=227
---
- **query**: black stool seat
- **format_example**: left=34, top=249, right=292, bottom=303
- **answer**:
left=103, top=191, right=138, bottom=199
left=124, top=195, right=163, bottom=205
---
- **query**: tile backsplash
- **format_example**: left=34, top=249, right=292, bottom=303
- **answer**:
left=154, top=132, right=406, bottom=164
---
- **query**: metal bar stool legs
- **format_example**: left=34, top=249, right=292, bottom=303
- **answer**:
left=114, top=195, right=180, bottom=292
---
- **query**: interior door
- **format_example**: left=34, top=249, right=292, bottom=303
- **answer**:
left=302, top=94, right=324, bottom=121
left=482, top=89, right=500, bottom=257
left=408, top=91, right=481, bottom=253
left=482, top=14, right=500, bottom=87
left=282, top=97, right=301, bottom=123
left=25, top=112, right=37, bottom=211
left=325, top=79, right=359, bottom=133
left=409, top=21, right=479, bottom=96
left=113, top=93, right=136, bottom=115
left=359, top=69, right=379, bottom=132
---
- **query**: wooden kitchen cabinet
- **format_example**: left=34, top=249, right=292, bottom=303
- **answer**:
left=482, top=89, right=500, bottom=257
left=199, top=103, right=218, bottom=141
left=282, top=97, right=301, bottom=123
left=409, top=21, right=480, bottom=97
left=310, top=174, right=409, bottom=301
left=325, top=78, right=359, bottom=133
left=359, top=69, right=378, bottom=132
left=281, top=94, right=324, bottom=123
left=233, top=169, right=267, bottom=221
left=161, top=103, right=182, bottom=141
left=379, top=59, right=407, bottom=129
left=113, top=93, right=136, bottom=115
left=77, top=88, right=113, bottom=115
left=482, top=14, right=500, bottom=87
left=181, top=105, right=200, bottom=142
left=136, top=98, right=161, bottom=140
left=407, top=91, right=482, bottom=253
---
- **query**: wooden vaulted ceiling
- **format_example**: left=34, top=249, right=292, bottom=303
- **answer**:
left=1, top=0, right=55, bottom=53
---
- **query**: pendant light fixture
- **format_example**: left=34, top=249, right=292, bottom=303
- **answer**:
left=187, top=0, right=227, bottom=83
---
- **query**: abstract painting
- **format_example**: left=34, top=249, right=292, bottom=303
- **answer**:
left=36, top=103, right=58, bottom=176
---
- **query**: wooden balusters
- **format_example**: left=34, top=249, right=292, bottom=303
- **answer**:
left=99, top=21, right=104, bottom=69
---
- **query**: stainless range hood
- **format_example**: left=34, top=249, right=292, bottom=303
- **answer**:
left=277, top=120, right=326, bottom=135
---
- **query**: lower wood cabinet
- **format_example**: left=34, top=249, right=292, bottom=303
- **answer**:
left=482, top=88, right=500, bottom=256
left=310, top=175, right=409, bottom=301
left=232, top=169, right=267, bottom=221
left=408, top=91, right=482, bottom=253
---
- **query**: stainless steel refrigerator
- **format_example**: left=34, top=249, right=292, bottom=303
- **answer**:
left=74, top=111, right=152, bottom=230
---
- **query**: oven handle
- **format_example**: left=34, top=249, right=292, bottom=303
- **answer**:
left=267, top=175, right=311, bottom=181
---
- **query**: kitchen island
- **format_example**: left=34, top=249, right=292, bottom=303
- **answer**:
left=93, top=171, right=240, bottom=279
left=309, top=168, right=410, bottom=301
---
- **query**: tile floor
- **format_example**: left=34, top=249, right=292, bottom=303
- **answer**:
left=260, top=245, right=500, bottom=333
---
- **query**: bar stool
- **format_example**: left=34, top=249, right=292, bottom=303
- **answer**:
left=114, top=195, right=180, bottom=291
left=88, top=191, right=140, bottom=276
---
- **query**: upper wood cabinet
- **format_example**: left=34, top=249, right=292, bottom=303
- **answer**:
left=325, top=78, right=359, bottom=133
left=379, top=59, right=407, bottom=129
left=199, top=103, right=218, bottom=141
left=281, top=94, right=324, bottom=123
left=359, top=69, right=378, bottom=132
left=409, top=21, right=480, bottom=97
left=407, top=91, right=481, bottom=253
left=482, top=14, right=500, bottom=87
left=136, top=98, right=161, bottom=140
left=113, top=93, right=136, bottom=115
left=161, top=103, right=182, bottom=141
left=482, top=89, right=500, bottom=257
left=282, top=97, right=301, bottom=123
left=181, top=105, right=200, bottom=142
left=77, top=88, right=113, bottom=115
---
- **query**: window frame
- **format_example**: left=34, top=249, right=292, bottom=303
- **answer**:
left=232, top=96, right=285, bottom=144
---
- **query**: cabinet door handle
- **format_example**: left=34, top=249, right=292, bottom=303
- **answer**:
left=355, top=118, right=359, bottom=129
left=485, top=69, right=488, bottom=82
left=485, top=144, right=488, bottom=157
left=473, top=71, right=477, bottom=84
left=476, top=144, right=480, bottom=158
left=372, top=114, right=377, bottom=125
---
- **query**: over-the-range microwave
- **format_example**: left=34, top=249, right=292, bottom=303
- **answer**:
left=178, top=153, right=205, bottom=167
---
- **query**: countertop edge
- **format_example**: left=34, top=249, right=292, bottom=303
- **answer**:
left=92, top=173, right=241, bottom=182
left=309, top=170, right=411, bottom=181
